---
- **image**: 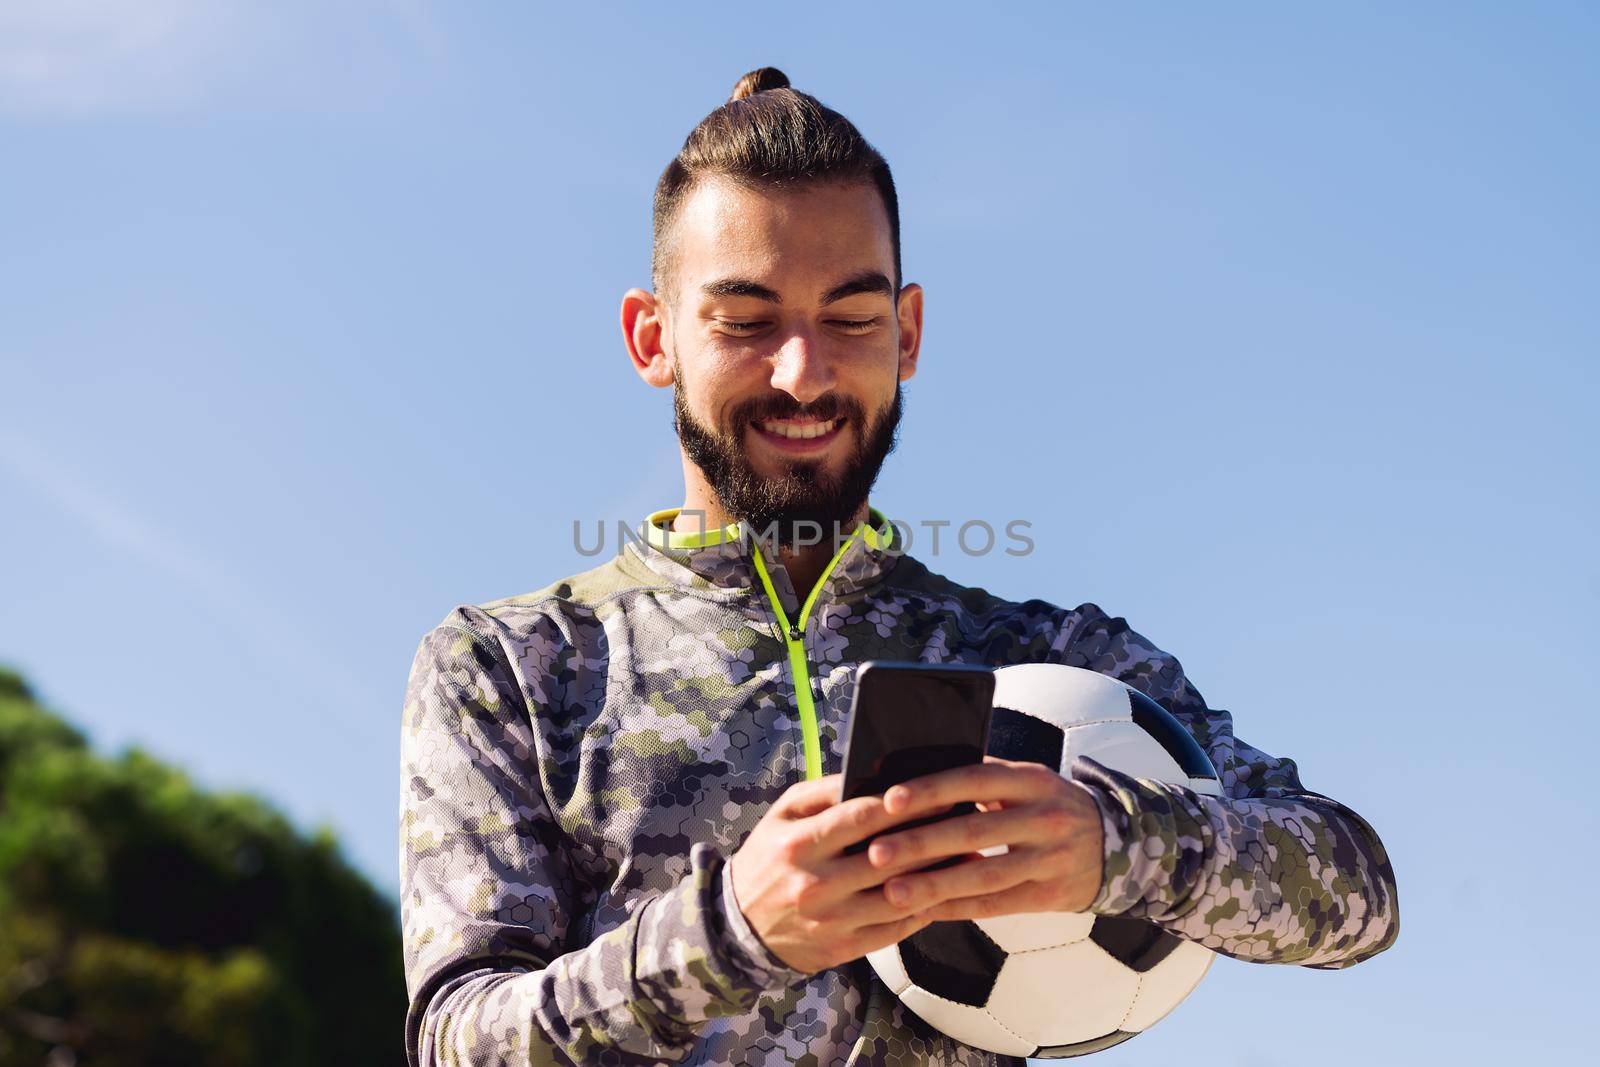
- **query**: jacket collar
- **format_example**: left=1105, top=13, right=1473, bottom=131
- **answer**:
left=623, top=503, right=903, bottom=616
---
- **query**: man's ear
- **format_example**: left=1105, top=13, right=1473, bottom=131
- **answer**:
left=895, top=282, right=924, bottom=383
left=621, top=287, right=674, bottom=388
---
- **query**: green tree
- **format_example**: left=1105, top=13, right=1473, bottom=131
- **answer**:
left=0, top=666, right=405, bottom=1065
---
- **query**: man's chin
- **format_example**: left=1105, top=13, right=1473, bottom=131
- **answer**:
left=735, top=440, right=835, bottom=482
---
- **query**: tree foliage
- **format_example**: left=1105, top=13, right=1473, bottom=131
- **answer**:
left=0, top=665, right=406, bottom=1065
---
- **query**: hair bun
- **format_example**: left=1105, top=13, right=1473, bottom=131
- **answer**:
left=729, top=67, right=791, bottom=102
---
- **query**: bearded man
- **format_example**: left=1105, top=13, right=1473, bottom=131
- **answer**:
left=399, top=67, right=1398, bottom=1067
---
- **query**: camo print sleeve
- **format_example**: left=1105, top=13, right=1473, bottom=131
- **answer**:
left=1051, top=603, right=1399, bottom=969
left=399, top=620, right=805, bottom=1066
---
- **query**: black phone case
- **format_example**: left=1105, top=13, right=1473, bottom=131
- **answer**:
left=839, top=661, right=995, bottom=872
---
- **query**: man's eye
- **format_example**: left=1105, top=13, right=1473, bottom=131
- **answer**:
left=714, top=318, right=879, bottom=334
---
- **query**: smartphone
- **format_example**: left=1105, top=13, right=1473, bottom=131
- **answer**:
left=839, top=661, right=995, bottom=873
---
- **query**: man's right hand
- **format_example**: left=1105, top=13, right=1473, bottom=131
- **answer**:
left=727, top=772, right=965, bottom=975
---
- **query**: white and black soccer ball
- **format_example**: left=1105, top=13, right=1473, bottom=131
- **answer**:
left=866, top=662, right=1223, bottom=1058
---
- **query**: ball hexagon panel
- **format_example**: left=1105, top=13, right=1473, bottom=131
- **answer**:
left=1120, top=939, right=1214, bottom=1032
left=894, top=986, right=1035, bottom=1059
left=1061, top=720, right=1187, bottom=783
left=978, top=911, right=1095, bottom=954
left=990, top=662, right=1131, bottom=724
left=987, top=939, right=1142, bottom=1048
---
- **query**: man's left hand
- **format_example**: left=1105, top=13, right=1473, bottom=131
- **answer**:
left=866, top=755, right=1105, bottom=919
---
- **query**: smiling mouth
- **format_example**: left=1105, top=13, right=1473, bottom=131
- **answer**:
left=748, top=416, right=849, bottom=456
left=754, top=416, right=847, bottom=441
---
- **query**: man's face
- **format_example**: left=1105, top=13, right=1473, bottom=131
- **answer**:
left=660, top=176, right=918, bottom=548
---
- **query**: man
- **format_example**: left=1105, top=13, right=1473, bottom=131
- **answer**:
left=399, top=67, right=1398, bottom=1066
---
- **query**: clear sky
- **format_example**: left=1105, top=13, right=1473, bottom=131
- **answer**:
left=2, top=2, right=1595, bottom=1063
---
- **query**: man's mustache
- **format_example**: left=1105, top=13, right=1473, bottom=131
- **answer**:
left=733, top=397, right=859, bottom=428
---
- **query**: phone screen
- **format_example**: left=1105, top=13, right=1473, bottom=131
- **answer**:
left=840, top=662, right=994, bottom=869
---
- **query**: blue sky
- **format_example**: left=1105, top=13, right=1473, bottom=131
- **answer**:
left=2, top=2, right=1595, bottom=1063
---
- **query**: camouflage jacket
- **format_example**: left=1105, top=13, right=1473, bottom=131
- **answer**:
left=399, top=505, right=1398, bottom=1066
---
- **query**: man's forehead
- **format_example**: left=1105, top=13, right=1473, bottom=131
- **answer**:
left=673, top=177, right=894, bottom=303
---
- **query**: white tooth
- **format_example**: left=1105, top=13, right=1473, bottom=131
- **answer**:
left=762, top=418, right=837, bottom=439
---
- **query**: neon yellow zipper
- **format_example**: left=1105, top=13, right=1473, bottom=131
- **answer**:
left=748, top=537, right=860, bottom=781
left=642, top=505, right=896, bottom=782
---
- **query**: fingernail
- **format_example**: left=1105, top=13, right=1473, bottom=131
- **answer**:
left=886, top=786, right=912, bottom=809
left=871, top=842, right=896, bottom=865
left=887, top=881, right=908, bottom=905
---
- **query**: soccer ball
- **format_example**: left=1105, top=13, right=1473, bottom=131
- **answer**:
left=865, top=662, right=1223, bottom=1058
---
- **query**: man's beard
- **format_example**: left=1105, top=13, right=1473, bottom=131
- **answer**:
left=672, top=370, right=903, bottom=551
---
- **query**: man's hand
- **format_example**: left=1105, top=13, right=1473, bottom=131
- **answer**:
left=864, top=755, right=1105, bottom=921
left=728, top=773, right=942, bottom=975
left=728, top=758, right=1107, bottom=975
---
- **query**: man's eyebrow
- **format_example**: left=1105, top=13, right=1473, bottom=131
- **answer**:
left=820, top=270, right=894, bottom=306
left=699, top=269, right=894, bottom=307
left=700, top=278, right=783, bottom=304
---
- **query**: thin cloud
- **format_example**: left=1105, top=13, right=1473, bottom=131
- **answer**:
left=0, top=428, right=373, bottom=737
left=0, top=0, right=445, bottom=119
left=0, top=0, right=258, bottom=117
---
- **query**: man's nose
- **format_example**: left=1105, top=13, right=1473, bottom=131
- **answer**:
left=768, top=327, right=837, bottom=405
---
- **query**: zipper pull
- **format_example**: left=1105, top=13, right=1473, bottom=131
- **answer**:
left=787, top=622, right=802, bottom=642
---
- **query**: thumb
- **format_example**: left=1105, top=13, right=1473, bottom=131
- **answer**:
left=774, top=773, right=844, bottom=819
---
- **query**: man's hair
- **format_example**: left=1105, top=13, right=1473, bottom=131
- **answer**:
left=651, top=66, right=902, bottom=309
